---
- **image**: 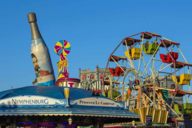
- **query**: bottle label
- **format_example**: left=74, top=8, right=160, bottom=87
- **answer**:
left=31, top=39, right=55, bottom=86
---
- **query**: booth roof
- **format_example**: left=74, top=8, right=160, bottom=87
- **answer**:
left=0, top=106, right=139, bottom=118
left=0, top=86, right=93, bottom=100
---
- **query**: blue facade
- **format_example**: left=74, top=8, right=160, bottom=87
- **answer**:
left=0, top=86, right=139, bottom=118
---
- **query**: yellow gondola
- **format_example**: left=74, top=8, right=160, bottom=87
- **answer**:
left=179, top=74, right=191, bottom=85
left=172, top=74, right=191, bottom=85
left=125, top=48, right=141, bottom=60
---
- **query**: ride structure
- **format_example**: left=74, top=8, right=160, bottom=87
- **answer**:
left=104, top=32, right=192, bottom=125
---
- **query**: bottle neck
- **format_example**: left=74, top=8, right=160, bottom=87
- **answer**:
left=29, top=22, right=42, bottom=40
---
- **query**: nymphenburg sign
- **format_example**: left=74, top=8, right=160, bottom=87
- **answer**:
left=0, top=95, right=65, bottom=106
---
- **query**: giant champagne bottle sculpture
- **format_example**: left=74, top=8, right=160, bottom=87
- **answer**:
left=28, top=12, right=55, bottom=86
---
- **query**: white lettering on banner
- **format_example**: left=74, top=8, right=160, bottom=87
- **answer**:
left=0, top=95, right=65, bottom=106
left=71, top=97, right=123, bottom=107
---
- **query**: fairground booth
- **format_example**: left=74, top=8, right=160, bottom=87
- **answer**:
left=0, top=86, right=139, bottom=127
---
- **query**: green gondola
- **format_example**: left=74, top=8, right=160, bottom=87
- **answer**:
left=142, top=41, right=159, bottom=55
left=183, top=103, right=192, bottom=114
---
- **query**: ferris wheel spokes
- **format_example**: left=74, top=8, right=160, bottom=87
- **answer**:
left=104, top=32, right=192, bottom=124
left=124, top=42, right=136, bottom=69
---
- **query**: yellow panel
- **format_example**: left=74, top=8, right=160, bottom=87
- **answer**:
left=134, top=108, right=139, bottom=114
left=153, top=109, right=161, bottom=123
left=124, top=50, right=131, bottom=59
left=131, top=48, right=141, bottom=60
left=125, top=48, right=141, bottom=60
left=160, top=110, right=168, bottom=124
left=139, top=107, right=148, bottom=123
left=179, top=74, right=191, bottom=85
left=182, top=74, right=191, bottom=79
left=148, top=107, right=155, bottom=116
left=144, top=107, right=149, bottom=116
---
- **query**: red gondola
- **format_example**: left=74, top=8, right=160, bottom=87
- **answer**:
left=109, top=67, right=125, bottom=77
left=160, top=52, right=178, bottom=63
left=160, top=54, right=170, bottom=63
left=168, top=52, right=178, bottom=61
left=115, top=66, right=125, bottom=76
left=109, top=68, right=116, bottom=76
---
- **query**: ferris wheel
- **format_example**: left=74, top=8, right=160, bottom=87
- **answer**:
left=104, top=32, right=192, bottom=123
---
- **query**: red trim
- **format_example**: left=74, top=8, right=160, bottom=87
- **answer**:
left=109, top=55, right=126, bottom=62
left=171, top=61, right=192, bottom=68
left=123, top=37, right=141, bottom=46
left=56, top=78, right=80, bottom=86
left=160, top=39, right=180, bottom=47
left=142, top=32, right=161, bottom=37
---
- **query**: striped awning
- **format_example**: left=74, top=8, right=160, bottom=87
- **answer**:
left=0, top=107, right=139, bottom=118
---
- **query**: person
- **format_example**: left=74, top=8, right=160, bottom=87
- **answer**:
left=31, top=53, right=51, bottom=84
left=31, top=53, right=40, bottom=84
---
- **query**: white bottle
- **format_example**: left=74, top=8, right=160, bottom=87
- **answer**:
left=28, top=12, right=55, bottom=86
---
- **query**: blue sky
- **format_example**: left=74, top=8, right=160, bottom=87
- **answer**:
left=0, top=1, right=192, bottom=101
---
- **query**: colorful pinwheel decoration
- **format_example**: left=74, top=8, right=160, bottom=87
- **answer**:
left=54, top=40, right=71, bottom=60
left=54, top=40, right=71, bottom=81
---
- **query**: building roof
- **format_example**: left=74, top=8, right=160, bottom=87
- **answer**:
left=0, top=86, right=93, bottom=101
left=0, top=86, right=139, bottom=118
